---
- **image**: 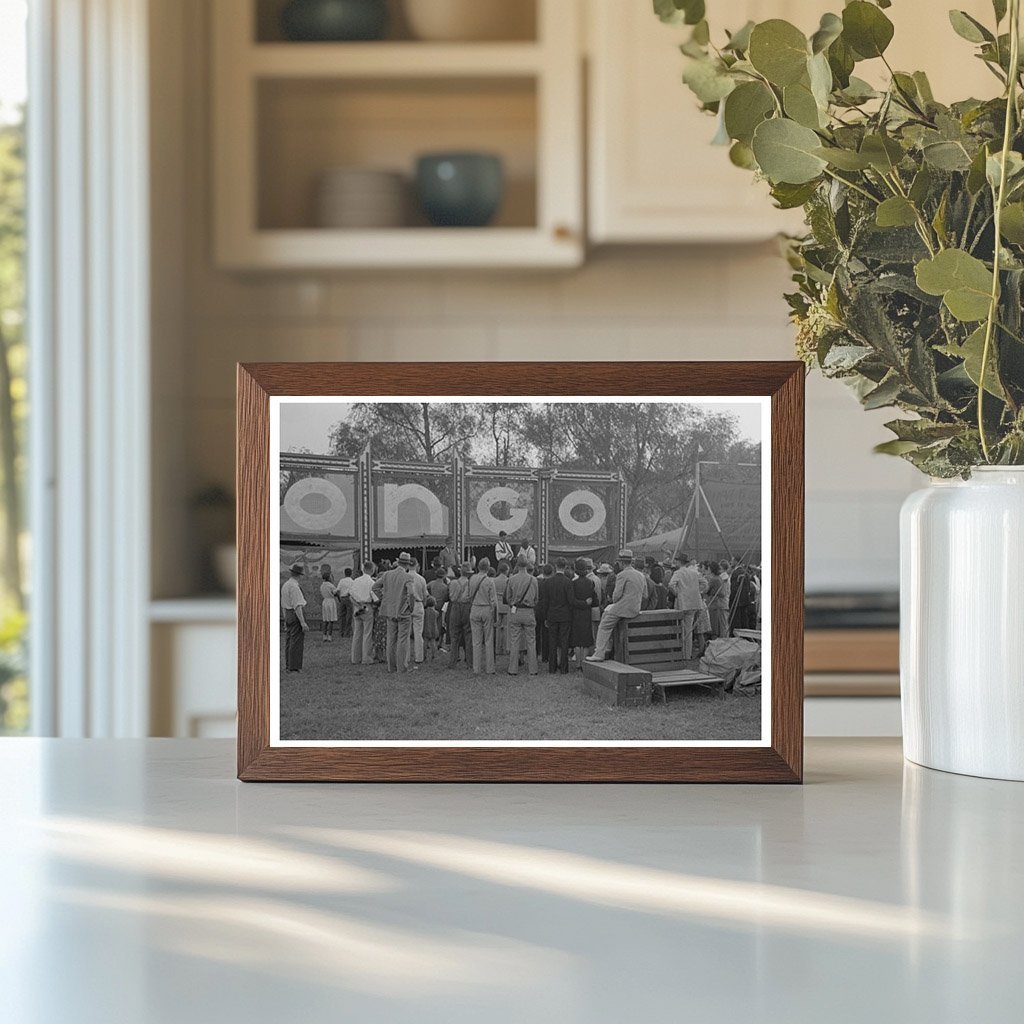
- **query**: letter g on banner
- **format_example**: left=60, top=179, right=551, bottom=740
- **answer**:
left=477, top=486, right=528, bottom=535
left=558, top=489, right=606, bottom=537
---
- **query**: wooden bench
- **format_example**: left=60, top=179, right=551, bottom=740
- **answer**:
left=582, top=659, right=652, bottom=708
left=613, top=609, right=726, bottom=703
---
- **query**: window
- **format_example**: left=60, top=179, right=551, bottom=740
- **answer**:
left=0, top=0, right=27, bottom=734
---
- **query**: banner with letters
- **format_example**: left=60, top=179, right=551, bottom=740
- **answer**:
left=279, top=459, right=358, bottom=543
left=466, top=475, right=538, bottom=542
left=547, top=476, right=622, bottom=552
left=372, top=467, right=452, bottom=542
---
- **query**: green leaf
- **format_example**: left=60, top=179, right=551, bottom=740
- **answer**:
left=860, top=133, right=904, bottom=173
left=993, top=0, right=1008, bottom=24
left=842, top=1, right=895, bottom=59
left=967, top=144, right=991, bottom=194
left=771, top=180, right=820, bottom=209
left=827, top=36, right=856, bottom=88
left=807, top=51, right=833, bottom=109
left=915, top=249, right=994, bottom=322
left=923, top=140, right=973, bottom=171
left=724, top=20, right=755, bottom=53
left=909, top=164, right=933, bottom=205
left=876, top=197, right=918, bottom=228
left=810, top=12, right=843, bottom=54
left=653, top=0, right=705, bottom=26
left=784, top=80, right=824, bottom=129
left=748, top=20, right=809, bottom=86
left=862, top=374, right=903, bottom=409
left=729, top=140, right=757, bottom=169
left=682, top=57, right=736, bottom=104
left=1000, top=203, right=1024, bottom=244
left=948, top=10, right=994, bottom=44
left=884, top=418, right=963, bottom=443
left=814, top=146, right=872, bottom=170
left=751, top=118, right=828, bottom=184
left=723, top=81, right=775, bottom=144
left=874, top=439, right=922, bottom=455
left=691, top=19, right=710, bottom=45
left=939, top=326, right=1005, bottom=398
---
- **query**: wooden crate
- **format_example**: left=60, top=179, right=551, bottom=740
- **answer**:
left=582, top=660, right=652, bottom=708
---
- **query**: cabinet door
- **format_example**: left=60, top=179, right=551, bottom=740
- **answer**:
left=588, top=0, right=995, bottom=244
left=588, top=0, right=810, bottom=243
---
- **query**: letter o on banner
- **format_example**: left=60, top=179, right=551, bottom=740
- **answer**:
left=284, top=477, right=348, bottom=533
left=477, top=486, right=528, bottom=535
left=558, top=489, right=606, bottom=538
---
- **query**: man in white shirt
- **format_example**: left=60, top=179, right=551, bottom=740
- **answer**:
left=334, top=568, right=354, bottom=636
left=517, top=537, right=537, bottom=570
left=281, top=563, right=309, bottom=672
left=668, top=552, right=703, bottom=659
left=494, top=531, right=514, bottom=566
left=348, top=562, right=378, bottom=666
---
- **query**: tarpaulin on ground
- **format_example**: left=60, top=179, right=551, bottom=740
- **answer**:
left=699, top=637, right=761, bottom=695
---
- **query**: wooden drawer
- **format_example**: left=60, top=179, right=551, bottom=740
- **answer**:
left=804, top=629, right=899, bottom=674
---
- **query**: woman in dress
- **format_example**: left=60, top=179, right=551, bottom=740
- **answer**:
left=570, top=558, right=598, bottom=669
left=319, top=565, right=338, bottom=642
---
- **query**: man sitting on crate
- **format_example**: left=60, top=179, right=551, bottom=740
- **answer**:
left=585, top=549, right=647, bottom=663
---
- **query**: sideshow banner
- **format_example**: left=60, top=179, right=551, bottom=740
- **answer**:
left=280, top=464, right=357, bottom=541
left=548, top=478, right=620, bottom=550
left=373, top=468, right=452, bottom=541
left=695, top=463, right=761, bottom=561
left=466, top=476, right=537, bottom=541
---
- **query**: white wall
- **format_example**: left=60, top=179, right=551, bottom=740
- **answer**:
left=156, top=0, right=921, bottom=599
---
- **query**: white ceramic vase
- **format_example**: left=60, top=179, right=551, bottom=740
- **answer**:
left=900, top=467, right=1024, bottom=780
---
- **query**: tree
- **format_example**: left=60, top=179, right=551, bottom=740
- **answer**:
left=521, top=402, right=748, bottom=538
left=330, top=402, right=481, bottom=463
left=474, top=402, right=531, bottom=467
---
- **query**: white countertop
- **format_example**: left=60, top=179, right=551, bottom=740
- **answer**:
left=1, top=738, right=1020, bottom=1023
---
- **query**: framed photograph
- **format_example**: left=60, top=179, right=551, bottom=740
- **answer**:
left=237, top=362, right=804, bottom=782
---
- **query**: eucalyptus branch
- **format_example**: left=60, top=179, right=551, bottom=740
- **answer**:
left=978, top=0, right=1021, bottom=462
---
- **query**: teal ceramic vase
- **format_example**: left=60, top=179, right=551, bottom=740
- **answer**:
left=281, top=0, right=388, bottom=41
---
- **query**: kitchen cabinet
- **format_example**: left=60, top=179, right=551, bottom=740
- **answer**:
left=212, top=0, right=583, bottom=269
left=587, top=0, right=998, bottom=244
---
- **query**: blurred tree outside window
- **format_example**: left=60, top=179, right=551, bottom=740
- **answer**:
left=0, top=0, right=28, bottom=733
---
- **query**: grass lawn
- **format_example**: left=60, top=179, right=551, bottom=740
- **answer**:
left=280, top=633, right=762, bottom=742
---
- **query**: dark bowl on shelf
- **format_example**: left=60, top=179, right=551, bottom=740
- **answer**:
left=415, top=152, right=505, bottom=228
left=280, top=0, right=388, bottom=42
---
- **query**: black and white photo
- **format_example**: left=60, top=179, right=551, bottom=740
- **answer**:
left=270, top=395, right=770, bottom=747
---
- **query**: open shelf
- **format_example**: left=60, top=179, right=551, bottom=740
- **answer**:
left=254, top=0, right=539, bottom=45
left=213, top=0, right=582, bottom=268
left=256, top=76, right=538, bottom=232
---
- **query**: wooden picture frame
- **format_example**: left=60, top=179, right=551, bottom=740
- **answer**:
left=237, top=362, right=804, bottom=782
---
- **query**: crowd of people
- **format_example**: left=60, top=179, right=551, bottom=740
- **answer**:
left=280, top=532, right=762, bottom=678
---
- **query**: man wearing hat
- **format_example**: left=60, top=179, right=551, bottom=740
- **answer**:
left=587, top=549, right=647, bottom=663
left=281, top=563, right=309, bottom=672
left=447, top=561, right=474, bottom=668
left=669, top=552, right=703, bottom=659
left=373, top=552, right=415, bottom=673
